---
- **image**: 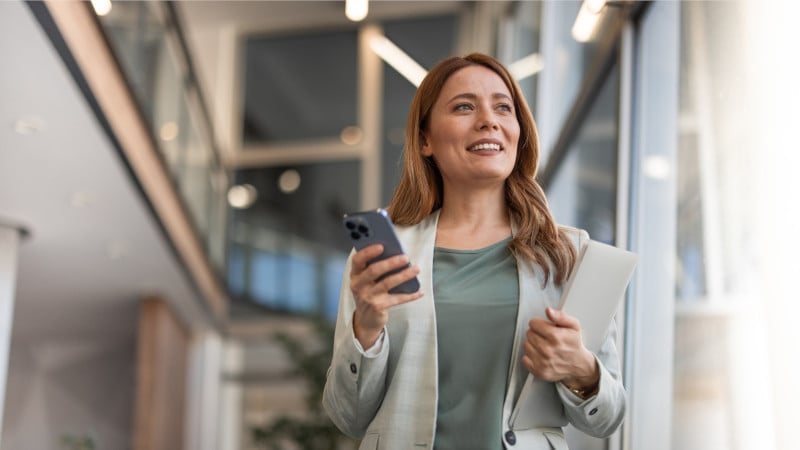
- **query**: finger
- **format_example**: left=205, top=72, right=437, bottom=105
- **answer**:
left=363, top=254, right=410, bottom=284
left=524, top=335, right=552, bottom=361
left=545, top=307, right=581, bottom=331
left=521, top=354, right=535, bottom=374
left=351, top=244, right=385, bottom=273
left=372, top=264, right=419, bottom=294
left=383, top=289, right=425, bottom=308
left=528, top=318, right=556, bottom=341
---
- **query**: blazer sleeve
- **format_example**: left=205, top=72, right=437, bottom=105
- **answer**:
left=555, top=227, right=627, bottom=437
left=556, top=316, right=627, bottom=437
left=322, top=251, right=390, bottom=439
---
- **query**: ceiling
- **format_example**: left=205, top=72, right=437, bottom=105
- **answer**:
left=0, top=1, right=208, bottom=349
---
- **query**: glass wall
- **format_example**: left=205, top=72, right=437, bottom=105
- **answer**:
left=548, top=63, right=619, bottom=245
left=668, top=1, right=800, bottom=449
left=522, top=1, right=800, bottom=449
left=626, top=1, right=800, bottom=449
left=99, top=1, right=229, bottom=273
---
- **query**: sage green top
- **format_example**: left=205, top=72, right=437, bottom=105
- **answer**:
left=432, top=238, right=518, bottom=450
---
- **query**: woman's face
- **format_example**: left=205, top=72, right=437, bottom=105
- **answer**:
left=421, top=65, right=520, bottom=190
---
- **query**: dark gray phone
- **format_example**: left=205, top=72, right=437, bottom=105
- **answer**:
left=342, top=208, right=421, bottom=294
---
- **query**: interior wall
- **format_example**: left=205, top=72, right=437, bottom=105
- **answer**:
left=1, top=305, right=137, bottom=450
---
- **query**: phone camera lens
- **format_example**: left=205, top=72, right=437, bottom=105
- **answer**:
left=345, top=221, right=355, bottom=229
left=350, top=231, right=360, bottom=240
left=358, top=225, right=369, bottom=233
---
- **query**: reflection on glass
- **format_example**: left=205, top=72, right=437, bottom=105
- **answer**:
left=547, top=64, right=619, bottom=245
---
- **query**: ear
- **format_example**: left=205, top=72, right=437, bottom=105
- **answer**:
left=420, top=132, right=432, bottom=156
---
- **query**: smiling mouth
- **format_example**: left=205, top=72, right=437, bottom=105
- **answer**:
left=467, top=143, right=502, bottom=152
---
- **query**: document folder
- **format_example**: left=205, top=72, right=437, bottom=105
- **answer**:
left=510, top=239, right=637, bottom=427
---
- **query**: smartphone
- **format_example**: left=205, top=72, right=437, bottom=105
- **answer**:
left=342, top=208, right=421, bottom=294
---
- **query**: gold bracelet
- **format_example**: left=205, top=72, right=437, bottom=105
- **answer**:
left=565, top=380, right=599, bottom=399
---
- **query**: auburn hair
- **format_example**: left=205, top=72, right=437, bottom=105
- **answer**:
left=387, top=53, right=577, bottom=286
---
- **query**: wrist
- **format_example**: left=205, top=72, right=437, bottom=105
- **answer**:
left=562, top=352, right=600, bottom=399
left=352, top=312, right=382, bottom=348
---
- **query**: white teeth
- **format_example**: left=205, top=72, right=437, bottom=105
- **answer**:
left=468, top=143, right=501, bottom=152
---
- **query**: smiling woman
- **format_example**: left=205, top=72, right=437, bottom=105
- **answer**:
left=322, top=53, right=626, bottom=450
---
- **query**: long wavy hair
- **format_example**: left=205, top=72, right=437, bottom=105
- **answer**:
left=387, top=53, right=577, bottom=286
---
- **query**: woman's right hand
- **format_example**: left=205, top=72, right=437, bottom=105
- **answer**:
left=350, top=244, right=424, bottom=349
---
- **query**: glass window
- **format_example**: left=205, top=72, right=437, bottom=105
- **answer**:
left=227, top=161, right=358, bottom=317
left=380, top=14, right=459, bottom=205
left=627, top=1, right=800, bottom=449
left=499, top=0, right=542, bottom=109
left=241, top=29, right=358, bottom=145
left=671, top=1, right=799, bottom=449
left=547, top=64, right=619, bottom=245
left=535, top=0, right=622, bottom=158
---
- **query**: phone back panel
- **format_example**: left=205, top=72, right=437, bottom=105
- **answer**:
left=342, top=209, right=420, bottom=294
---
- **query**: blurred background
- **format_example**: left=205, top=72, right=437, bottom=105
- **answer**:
left=0, top=0, right=798, bottom=449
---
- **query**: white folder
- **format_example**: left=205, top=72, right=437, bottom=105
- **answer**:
left=510, top=239, right=637, bottom=427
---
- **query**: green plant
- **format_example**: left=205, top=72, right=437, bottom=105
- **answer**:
left=60, top=434, right=95, bottom=450
left=251, top=317, right=356, bottom=450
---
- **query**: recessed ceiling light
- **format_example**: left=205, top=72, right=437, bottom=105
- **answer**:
left=278, top=169, right=301, bottom=194
left=91, top=0, right=112, bottom=16
left=345, top=0, right=368, bottom=22
left=13, top=116, right=46, bottom=135
left=340, top=126, right=363, bottom=145
left=107, top=241, right=129, bottom=260
left=228, top=184, right=258, bottom=209
left=70, top=191, right=96, bottom=208
left=160, top=121, right=179, bottom=141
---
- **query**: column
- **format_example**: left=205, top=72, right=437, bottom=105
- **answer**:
left=0, top=223, right=24, bottom=445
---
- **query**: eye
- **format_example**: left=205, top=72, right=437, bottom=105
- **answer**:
left=496, top=103, right=513, bottom=113
left=453, top=103, right=474, bottom=112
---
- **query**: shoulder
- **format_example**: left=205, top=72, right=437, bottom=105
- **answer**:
left=558, top=225, right=590, bottom=249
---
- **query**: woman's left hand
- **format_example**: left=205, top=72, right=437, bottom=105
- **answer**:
left=522, top=307, right=600, bottom=392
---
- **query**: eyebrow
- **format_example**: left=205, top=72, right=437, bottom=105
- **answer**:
left=446, top=92, right=513, bottom=104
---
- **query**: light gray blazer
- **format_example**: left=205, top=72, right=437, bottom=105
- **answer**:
left=323, top=210, right=626, bottom=449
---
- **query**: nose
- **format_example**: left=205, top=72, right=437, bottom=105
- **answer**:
left=476, top=109, right=499, bottom=131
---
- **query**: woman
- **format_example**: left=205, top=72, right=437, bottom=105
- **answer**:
left=323, top=53, right=625, bottom=450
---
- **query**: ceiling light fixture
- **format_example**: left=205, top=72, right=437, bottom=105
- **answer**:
left=13, top=116, right=46, bottom=135
left=346, top=0, right=368, bottom=22
left=369, top=34, right=427, bottom=87
left=90, top=0, right=112, bottom=16
left=106, top=241, right=129, bottom=260
left=572, top=0, right=607, bottom=43
left=340, top=126, right=363, bottom=145
left=508, top=53, right=544, bottom=81
left=278, top=170, right=301, bottom=194
left=159, top=121, right=179, bottom=141
left=70, top=191, right=96, bottom=208
left=227, top=184, right=258, bottom=209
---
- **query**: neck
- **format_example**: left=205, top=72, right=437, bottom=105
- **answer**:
left=435, top=185, right=512, bottom=249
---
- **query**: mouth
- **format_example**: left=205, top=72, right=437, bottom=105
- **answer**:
left=467, top=142, right=502, bottom=152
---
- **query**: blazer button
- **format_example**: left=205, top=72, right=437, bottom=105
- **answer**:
left=589, top=407, right=598, bottom=416
left=349, top=363, right=358, bottom=374
left=505, top=430, right=516, bottom=445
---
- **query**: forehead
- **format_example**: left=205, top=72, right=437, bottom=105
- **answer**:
left=439, top=65, right=512, bottom=99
